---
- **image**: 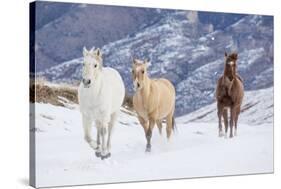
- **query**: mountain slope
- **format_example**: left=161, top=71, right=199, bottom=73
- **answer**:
left=38, top=12, right=273, bottom=116
left=34, top=1, right=171, bottom=71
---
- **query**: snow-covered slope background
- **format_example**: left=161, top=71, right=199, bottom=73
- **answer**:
left=31, top=1, right=273, bottom=188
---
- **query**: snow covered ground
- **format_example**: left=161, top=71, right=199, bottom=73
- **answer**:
left=33, top=93, right=273, bottom=187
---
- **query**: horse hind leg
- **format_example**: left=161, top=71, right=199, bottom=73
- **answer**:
left=223, top=108, right=228, bottom=138
left=166, top=113, right=173, bottom=139
left=156, top=120, right=163, bottom=135
left=105, top=112, right=118, bottom=158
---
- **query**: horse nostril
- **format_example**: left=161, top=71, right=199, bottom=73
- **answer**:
left=137, top=82, right=140, bottom=88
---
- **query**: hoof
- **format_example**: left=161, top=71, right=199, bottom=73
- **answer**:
left=95, top=151, right=101, bottom=158
left=145, top=144, right=151, bottom=152
left=100, top=153, right=111, bottom=160
left=218, top=131, right=224, bottom=137
left=145, top=148, right=151, bottom=152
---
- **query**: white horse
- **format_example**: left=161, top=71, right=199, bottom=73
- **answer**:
left=78, top=47, right=125, bottom=160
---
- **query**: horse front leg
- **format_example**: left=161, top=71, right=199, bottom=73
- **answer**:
left=138, top=116, right=148, bottom=134
left=94, top=122, right=102, bottom=158
left=217, top=104, right=223, bottom=137
left=234, top=106, right=241, bottom=136
left=99, top=125, right=108, bottom=160
left=99, top=120, right=111, bottom=160
left=82, top=115, right=97, bottom=150
left=137, top=116, right=149, bottom=151
left=223, top=109, right=228, bottom=138
left=229, top=107, right=236, bottom=138
left=146, top=119, right=155, bottom=152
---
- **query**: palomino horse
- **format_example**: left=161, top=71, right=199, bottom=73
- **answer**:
left=78, top=47, right=125, bottom=159
left=216, top=52, right=244, bottom=138
left=132, top=59, right=176, bottom=152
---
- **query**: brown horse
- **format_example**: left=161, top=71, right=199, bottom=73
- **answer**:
left=216, top=52, right=244, bottom=138
left=132, top=59, right=176, bottom=152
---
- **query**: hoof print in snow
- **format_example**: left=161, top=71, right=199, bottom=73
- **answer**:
left=194, top=131, right=203, bottom=135
left=218, top=132, right=224, bottom=137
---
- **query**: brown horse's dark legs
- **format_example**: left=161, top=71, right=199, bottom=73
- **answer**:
left=234, top=107, right=240, bottom=136
left=217, top=105, right=223, bottom=137
left=223, top=109, right=228, bottom=137
left=229, top=108, right=235, bottom=138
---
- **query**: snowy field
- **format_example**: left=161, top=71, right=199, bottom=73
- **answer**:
left=33, top=89, right=273, bottom=187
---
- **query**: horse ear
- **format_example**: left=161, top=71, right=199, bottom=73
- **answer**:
left=83, top=46, right=88, bottom=56
left=144, top=59, right=148, bottom=66
left=132, top=58, right=137, bottom=65
left=144, top=59, right=151, bottom=68
left=96, top=48, right=102, bottom=57
left=224, top=52, right=228, bottom=57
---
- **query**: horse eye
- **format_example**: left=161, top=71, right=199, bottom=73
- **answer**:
left=94, top=64, right=97, bottom=68
left=132, top=70, right=134, bottom=74
left=142, top=70, right=145, bottom=74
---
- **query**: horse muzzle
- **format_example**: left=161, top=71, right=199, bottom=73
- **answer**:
left=82, top=79, right=91, bottom=88
left=133, top=81, right=141, bottom=91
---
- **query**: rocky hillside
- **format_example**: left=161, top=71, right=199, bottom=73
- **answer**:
left=34, top=1, right=171, bottom=71
left=35, top=3, right=273, bottom=116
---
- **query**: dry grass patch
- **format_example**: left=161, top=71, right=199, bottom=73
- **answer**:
left=30, top=78, right=135, bottom=114
left=30, top=79, right=78, bottom=107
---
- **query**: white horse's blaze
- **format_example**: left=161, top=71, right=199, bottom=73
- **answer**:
left=78, top=47, right=125, bottom=158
